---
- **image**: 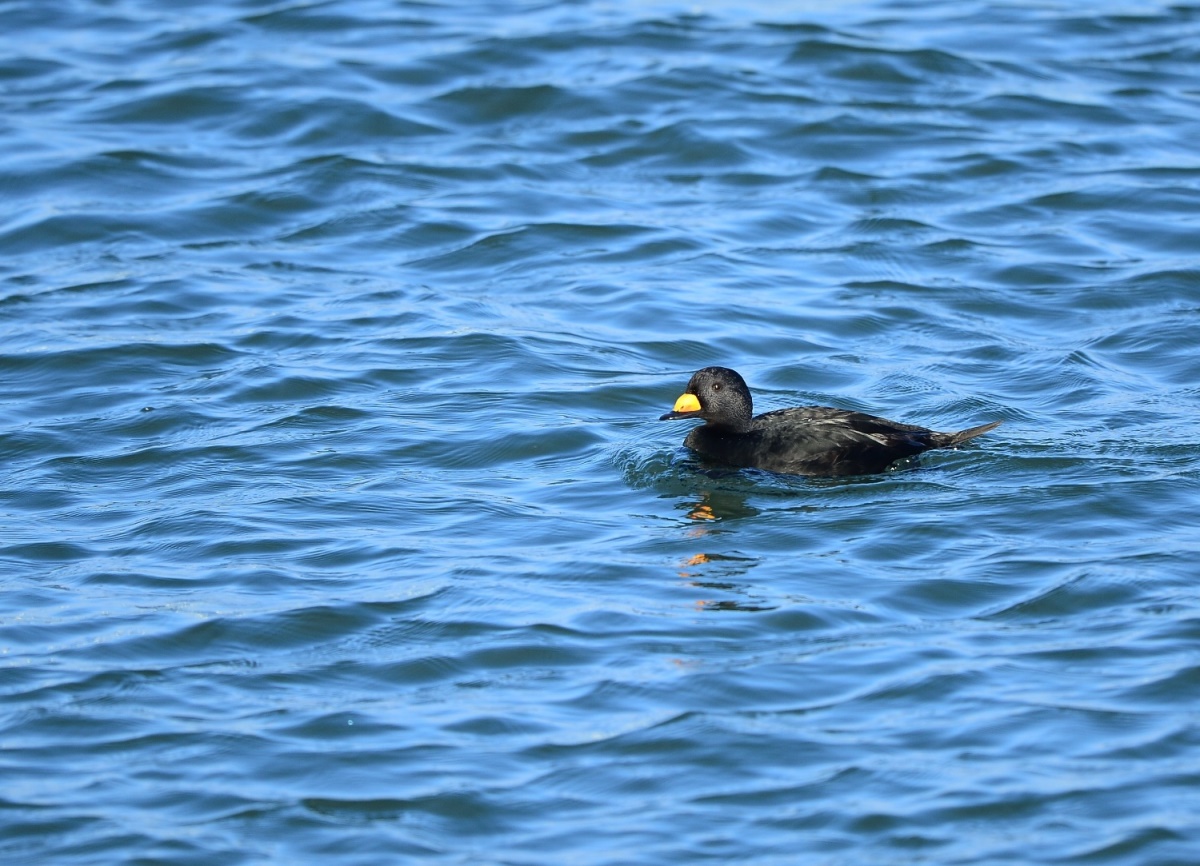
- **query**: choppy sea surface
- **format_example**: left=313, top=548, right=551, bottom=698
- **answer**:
left=4, top=0, right=1200, bottom=863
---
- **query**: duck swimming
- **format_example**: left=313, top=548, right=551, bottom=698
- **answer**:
left=660, top=366, right=1000, bottom=477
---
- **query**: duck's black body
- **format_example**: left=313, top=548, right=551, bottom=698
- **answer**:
left=660, top=366, right=1000, bottom=477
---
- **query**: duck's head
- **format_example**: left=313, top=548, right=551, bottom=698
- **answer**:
left=659, top=366, right=754, bottom=429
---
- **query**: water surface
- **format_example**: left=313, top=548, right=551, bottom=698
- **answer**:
left=3, top=1, right=1200, bottom=863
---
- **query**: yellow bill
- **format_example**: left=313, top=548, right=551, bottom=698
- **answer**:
left=672, top=393, right=701, bottom=413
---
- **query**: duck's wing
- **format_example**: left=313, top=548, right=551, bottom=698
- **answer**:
left=749, top=406, right=937, bottom=475
left=754, top=406, right=935, bottom=443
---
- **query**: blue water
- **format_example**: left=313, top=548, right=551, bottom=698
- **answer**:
left=3, top=0, right=1200, bottom=863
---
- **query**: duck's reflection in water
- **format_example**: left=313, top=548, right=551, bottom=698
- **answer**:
left=674, top=490, right=771, bottom=612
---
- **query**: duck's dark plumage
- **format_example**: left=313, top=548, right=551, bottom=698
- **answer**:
left=659, top=366, right=1000, bottom=477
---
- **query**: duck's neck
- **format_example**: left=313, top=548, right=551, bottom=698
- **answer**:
left=706, top=416, right=751, bottom=435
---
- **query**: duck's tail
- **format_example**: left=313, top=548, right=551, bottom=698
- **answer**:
left=933, top=420, right=1002, bottom=448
